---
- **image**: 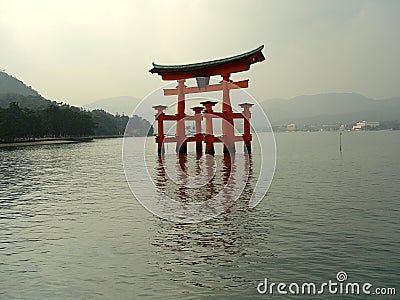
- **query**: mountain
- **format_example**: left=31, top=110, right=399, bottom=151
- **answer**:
left=260, top=93, right=400, bottom=125
left=84, top=96, right=156, bottom=123
left=0, top=71, right=40, bottom=96
left=6, top=67, right=395, bottom=130
left=86, top=92, right=400, bottom=130
left=0, top=72, right=153, bottom=140
left=0, top=93, right=53, bottom=110
left=0, top=70, right=53, bottom=110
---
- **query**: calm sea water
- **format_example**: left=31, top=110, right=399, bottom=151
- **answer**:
left=0, top=131, right=399, bottom=299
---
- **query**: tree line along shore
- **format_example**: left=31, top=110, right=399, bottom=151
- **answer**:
left=0, top=94, right=153, bottom=143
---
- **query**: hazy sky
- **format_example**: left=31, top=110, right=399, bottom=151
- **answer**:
left=1, top=0, right=399, bottom=106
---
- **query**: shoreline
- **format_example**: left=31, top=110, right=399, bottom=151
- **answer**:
left=0, top=139, right=81, bottom=147
left=0, top=137, right=93, bottom=148
left=0, top=135, right=147, bottom=148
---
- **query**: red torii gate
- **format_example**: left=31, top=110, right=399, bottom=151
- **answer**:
left=150, top=45, right=265, bottom=156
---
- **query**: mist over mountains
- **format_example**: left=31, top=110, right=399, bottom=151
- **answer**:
left=85, top=92, right=400, bottom=128
left=2, top=69, right=399, bottom=128
left=260, top=93, right=400, bottom=125
left=84, top=96, right=143, bottom=117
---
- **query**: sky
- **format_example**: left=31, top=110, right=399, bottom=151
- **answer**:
left=0, top=0, right=399, bottom=106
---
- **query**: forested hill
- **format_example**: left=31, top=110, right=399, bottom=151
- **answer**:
left=0, top=72, right=153, bottom=142
left=0, top=71, right=40, bottom=96
left=0, top=93, right=52, bottom=110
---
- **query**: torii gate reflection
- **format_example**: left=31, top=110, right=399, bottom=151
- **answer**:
left=154, top=152, right=254, bottom=215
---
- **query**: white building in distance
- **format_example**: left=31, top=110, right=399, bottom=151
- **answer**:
left=287, top=124, right=297, bottom=131
left=352, top=121, right=380, bottom=130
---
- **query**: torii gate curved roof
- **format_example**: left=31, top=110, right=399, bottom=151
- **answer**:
left=149, top=45, right=265, bottom=80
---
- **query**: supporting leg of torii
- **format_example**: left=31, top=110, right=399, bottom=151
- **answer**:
left=175, top=79, right=187, bottom=154
left=221, top=74, right=235, bottom=155
left=153, top=105, right=167, bottom=156
left=191, top=106, right=204, bottom=154
left=201, top=101, right=217, bottom=155
left=239, top=103, right=254, bottom=154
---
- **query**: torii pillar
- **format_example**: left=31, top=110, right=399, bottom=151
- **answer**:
left=176, top=79, right=187, bottom=154
left=239, top=103, right=254, bottom=153
left=152, top=105, right=167, bottom=155
left=201, top=101, right=217, bottom=155
left=191, top=106, right=204, bottom=154
left=221, top=74, right=235, bottom=154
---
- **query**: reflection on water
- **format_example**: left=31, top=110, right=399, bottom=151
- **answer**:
left=123, top=132, right=272, bottom=223
left=152, top=152, right=257, bottom=223
left=131, top=145, right=258, bottom=223
left=149, top=152, right=275, bottom=295
left=154, top=153, right=254, bottom=202
left=1, top=132, right=399, bottom=299
left=150, top=200, right=273, bottom=294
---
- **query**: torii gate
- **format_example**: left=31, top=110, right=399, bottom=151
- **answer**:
left=150, top=45, right=265, bottom=156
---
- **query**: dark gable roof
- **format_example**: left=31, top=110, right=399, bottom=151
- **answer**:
left=149, top=45, right=265, bottom=79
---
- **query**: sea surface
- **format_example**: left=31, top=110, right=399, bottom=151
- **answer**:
left=0, top=131, right=399, bottom=299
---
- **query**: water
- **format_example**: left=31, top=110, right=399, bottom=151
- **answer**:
left=0, top=131, right=399, bottom=299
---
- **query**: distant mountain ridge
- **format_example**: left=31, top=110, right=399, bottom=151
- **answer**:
left=84, top=96, right=142, bottom=116
left=260, top=93, right=400, bottom=125
left=84, top=96, right=151, bottom=120
left=2, top=69, right=399, bottom=127
left=86, top=92, right=400, bottom=127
